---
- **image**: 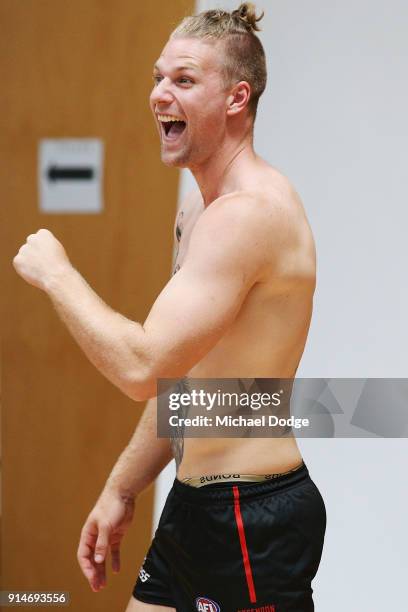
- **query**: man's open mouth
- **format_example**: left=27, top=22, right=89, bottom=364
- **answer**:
left=158, top=114, right=187, bottom=140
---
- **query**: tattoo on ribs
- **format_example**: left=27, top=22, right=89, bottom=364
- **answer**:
left=172, top=210, right=183, bottom=276
left=175, top=210, right=184, bottom=242
left=169, top=377, right=191, bottom=468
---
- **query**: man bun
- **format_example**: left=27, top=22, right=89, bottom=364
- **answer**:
left=232, top=2, right=264, bottom=32
left=171, top=2, right=267, bottom=119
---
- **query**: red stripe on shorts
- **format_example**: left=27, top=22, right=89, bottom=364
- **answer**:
left=233, top=485, right=257, bottom=604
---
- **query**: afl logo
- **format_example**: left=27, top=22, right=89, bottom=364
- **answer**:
left=195, top=596, right=221, bottom=612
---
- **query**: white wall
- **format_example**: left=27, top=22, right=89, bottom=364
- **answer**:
left=154, top=2, right=408, bottom=609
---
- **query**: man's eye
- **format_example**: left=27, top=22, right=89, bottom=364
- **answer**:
left=179, top=77, right=193, bottom=84
left=152, top=75, right=193, bottom=86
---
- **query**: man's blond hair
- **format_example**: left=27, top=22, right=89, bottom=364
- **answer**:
left=171, top=3, right=267, bottom=120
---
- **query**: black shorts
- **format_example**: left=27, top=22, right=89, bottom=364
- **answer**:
left=133, top=463, right=326, bottom=611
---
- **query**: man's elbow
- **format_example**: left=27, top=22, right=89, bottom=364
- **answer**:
left=121, top=369, right=157, bottom=403
left=120, top=330, right=158, bottom=401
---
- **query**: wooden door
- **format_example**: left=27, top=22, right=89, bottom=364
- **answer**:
left=1, top=1, right=192, bottom=608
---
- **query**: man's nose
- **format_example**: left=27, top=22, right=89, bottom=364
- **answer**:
left=150, top=78, right=174, bottom=105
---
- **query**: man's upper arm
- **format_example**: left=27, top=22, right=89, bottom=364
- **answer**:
left=142, top=194, right=270, bottom=380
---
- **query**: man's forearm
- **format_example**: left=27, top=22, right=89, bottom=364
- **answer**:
left=45, top=266, right=152, bottom=400
left=103, top=396, right=173, bottom=500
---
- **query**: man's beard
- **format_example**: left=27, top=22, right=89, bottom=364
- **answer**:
left=160, top=140, right=193, bottom=168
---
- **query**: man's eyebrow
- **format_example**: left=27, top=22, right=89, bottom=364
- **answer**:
left=153, top=63, right=200, bottom=72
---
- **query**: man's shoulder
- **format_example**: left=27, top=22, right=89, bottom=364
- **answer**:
left=203, top=188, right=287, bottom=235
left=188, top=190, right=281, bottom=273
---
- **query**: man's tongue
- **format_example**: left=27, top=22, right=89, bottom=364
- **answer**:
left=167, top=121, right=186, bottom=139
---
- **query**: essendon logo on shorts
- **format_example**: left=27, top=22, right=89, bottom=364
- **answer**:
left=236, top=606, right=276, bottom=612
left=195, top=596, right=221, bottom=611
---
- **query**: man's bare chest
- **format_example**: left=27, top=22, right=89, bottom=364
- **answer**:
left=173, top=205, right=203, bottom=275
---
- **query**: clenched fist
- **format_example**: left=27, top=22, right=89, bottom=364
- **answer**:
left=13, top=228, right=72, bottom=291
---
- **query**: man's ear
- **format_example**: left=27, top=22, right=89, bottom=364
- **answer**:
left=226, top=81, right=251, bottom=116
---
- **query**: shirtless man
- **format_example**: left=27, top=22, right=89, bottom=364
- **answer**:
left=13, top=3, right=326, bottom=611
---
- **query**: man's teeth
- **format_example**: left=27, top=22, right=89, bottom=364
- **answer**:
left=158, top=114, right=185, bottom=122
